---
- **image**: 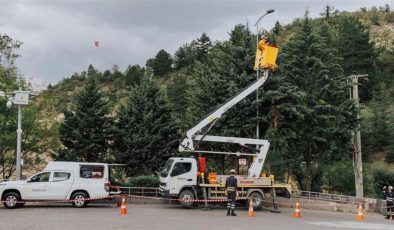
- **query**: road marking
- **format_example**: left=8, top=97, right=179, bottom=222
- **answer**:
left=308, top=221, right=393, bottom=229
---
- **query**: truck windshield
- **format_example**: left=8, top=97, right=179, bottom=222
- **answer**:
left=160, top=159, right=174, bottom=178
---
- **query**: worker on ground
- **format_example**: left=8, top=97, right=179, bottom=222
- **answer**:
left=383, top=185, right=394, bottom=219
left=225, top=169, right=237, bottom=216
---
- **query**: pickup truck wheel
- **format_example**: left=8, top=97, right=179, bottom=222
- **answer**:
left=248, top=192, right=263, bottom=210
left=71, top=192, right=89, bottom=208
left=179, top=189, right=195, bottom=208
left=3, top=192, right=21, bottom=209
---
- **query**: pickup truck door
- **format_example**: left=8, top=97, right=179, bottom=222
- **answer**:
left=169, top=161, right=196, bottom=195
left=48, top=171, right=74, bottom=199
left=23, top=172, right=52, bottom=200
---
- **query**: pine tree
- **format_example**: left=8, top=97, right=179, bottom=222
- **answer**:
left=152, top=49, right=173, bottom=77
left=87, top=64, right=97, bottom=77
left=191, top=25, right=256, bottom=173
left=264, top=11, right=356, bottom=191
left=195, top=33, right=212, bottom=61
left=55, top=77, right=113, bottom=162
left=273, top=21, right=283, bottom=35
left=113, top=76, right=179, bottom=176
left=228, top=24, right=253, bottom=47
left=174, top=44, right=197, bottom=70
left=337, top=16, right=378, bottom=100
left=145, top=58, right=155, bottom=70
left=319, top=5, right=339, bottom=22
left=125, top=65, right=145, bottom=86
left=166, top=73, right=191, bottom=127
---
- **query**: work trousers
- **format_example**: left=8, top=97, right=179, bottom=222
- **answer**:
left=387, top=201, right=394, bottom=217
left=227, top=192, right=236, bottom=211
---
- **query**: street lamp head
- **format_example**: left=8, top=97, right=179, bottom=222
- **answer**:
left=266, top=9, right=275, bottom=14
left=255, top=9, right=276, bottom=27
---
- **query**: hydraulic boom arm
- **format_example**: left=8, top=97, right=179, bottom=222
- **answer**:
left=178, top=70, right=271, bottom=177
left=179, top=69, right=270, bottom=152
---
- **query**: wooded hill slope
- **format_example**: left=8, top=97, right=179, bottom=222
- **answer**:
left=1, top=6, right=394, bottom=196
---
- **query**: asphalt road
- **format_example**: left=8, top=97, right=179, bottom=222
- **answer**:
left=0, top=204, right=393, bottom=230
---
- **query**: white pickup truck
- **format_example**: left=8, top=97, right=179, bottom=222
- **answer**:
left=0, top=161, right=119, bottom=209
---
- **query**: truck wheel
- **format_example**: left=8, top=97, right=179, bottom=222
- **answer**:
left=3, top=192, right=22, bottom=209
left=248, top=192, right=264, bottom=210
left=71, top=192, right=89, bottom=208
left=178, top=189, right=195, bottom=208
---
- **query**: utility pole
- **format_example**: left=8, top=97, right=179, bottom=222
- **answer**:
left=350, top=74, right=368, bottom=198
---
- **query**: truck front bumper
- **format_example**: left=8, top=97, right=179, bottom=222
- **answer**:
left=159, top=188, right=170, bottom=197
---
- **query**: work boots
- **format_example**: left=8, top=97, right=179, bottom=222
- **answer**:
left=231, top=210, right=237, bottom=216
left=226, top=209, right=230, bottom=216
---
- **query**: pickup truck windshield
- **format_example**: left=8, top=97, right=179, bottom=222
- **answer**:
left=160, top=159, right=174, bottom=178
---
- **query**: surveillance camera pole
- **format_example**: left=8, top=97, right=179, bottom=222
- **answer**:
left=1, top=86, right=34, bottom=180
left=16, top=90, right=22, bottom=180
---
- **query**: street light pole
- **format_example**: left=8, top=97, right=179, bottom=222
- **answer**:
left=350, top=74, right=368, bottom=198
left=254, top=9, right=275, bottom=147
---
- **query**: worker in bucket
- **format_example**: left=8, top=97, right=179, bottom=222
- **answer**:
left=225, top=169, right=238, bottom=216
left=258, top=35, right=268, bottom=51
left=383, top=185, right=394, bottom=219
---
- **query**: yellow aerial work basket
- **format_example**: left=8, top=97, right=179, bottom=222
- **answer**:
left=254, top=45, right=279, bottom=70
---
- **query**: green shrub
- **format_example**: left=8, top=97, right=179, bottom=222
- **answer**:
left=323, top=160, right=355, bottom=195
left=122, top=175, right=160, bottom=187
left=371, top=163, right=394, bottom=198
left=385, top=146, right=394, bottom=163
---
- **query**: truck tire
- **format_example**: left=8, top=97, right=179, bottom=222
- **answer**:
left=71, top=192, right=89, bottom=208
left=3, top=192, right=22, bottom=209
left=248, top=191, right=264, bottom=210
left=178, top=189, right=195, bottom=208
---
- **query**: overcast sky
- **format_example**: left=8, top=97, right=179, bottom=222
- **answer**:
left=0, top=0, right=390, bottom=87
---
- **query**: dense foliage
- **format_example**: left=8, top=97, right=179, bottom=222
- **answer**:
left=113, top=75, right=179, bottom=176
left=0, top=34, right=57, bottom=178
left=2, top=6, right=394, bottom=197
left=54, top=74, right=113, bottom=162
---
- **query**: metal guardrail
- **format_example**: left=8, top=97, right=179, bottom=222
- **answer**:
left=116, top=187, right=357, bottom=205
left=119, top=186, right=160, bottom=197
left=292, top=190, right=356, bottom=203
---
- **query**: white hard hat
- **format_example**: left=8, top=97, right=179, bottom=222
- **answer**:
left=389, top=186, right=393, bottom=190
left=230, top=169, right=235, bottom=174
left=260, top=34, right=265, bottom=39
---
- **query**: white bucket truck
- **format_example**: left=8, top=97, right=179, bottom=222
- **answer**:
left=159, top=69, right=291, bottom=210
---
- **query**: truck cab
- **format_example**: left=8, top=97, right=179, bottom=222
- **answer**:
left=159, top=157, right=198, bottom=198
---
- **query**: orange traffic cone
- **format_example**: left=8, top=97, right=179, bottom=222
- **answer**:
left=247, top=199, right=256, bottom=217
left=120, top=195, right=128, bottom=215
left=293, top=202, right=302, bottom=218
left=356, top=203, right=364, bottom=220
